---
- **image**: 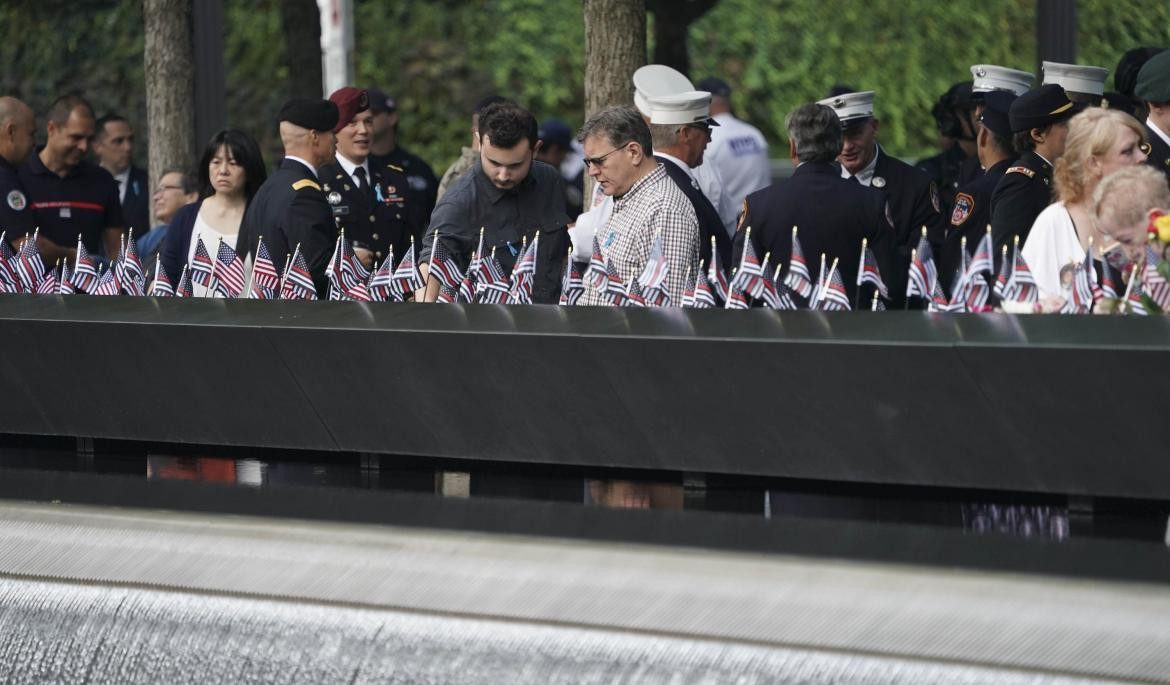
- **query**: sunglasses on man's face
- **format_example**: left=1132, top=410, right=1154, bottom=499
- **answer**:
left=583, top=142, right=631, bottom=168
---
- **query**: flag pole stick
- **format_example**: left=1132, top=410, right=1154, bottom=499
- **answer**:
left=904, top=248, right=916, bottom=310
left=855, top=237, right=866, bottom=310
left=150, top=254, right=161, bottom=296
left=280, top=246, right=296, bottom=298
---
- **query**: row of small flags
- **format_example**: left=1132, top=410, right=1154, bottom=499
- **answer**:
left=3, top=225, right=1168, bottom=314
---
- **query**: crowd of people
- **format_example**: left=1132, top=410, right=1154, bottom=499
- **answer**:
left=1, top=45, right=1169, bottom=314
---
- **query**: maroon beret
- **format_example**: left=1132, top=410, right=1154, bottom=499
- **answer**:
left=328, top=87, right=369, bottom=133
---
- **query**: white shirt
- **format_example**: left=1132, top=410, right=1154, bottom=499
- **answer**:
left=655, top=151, right=695, bottom=182
left=113, top=168, right=131, bottom=203
left=335, top=153, right=370, bottom=189
left=570, top=182, right=613, bottom=261
left=1020, top=202, right=1096, bottom=299
left=701, top=111, right=771, bottom=214
left=841, top=145, right=880, bottom=186
left=284, top=155, right=317, bottom=178
left=187, top=212, right=239, bottom=298
left=1147, top=117, right=1170, bottom=149
left=691, top=158, right=738, bottom=237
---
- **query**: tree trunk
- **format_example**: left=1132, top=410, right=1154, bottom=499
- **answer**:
left=646, top=0, right=719, bottom=78
left=583, top=0, right=646, bottom=198
left=281, top=0, right=324, bottom=99
left=144, top=0, right=195, bottom=226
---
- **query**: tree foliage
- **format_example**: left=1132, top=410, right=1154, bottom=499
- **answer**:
left=2, top=0, right=1169, bottom=172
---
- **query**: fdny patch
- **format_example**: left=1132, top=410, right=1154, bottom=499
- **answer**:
left=6, top=189, right=27, bottom=211
left=735, top=199, right=748, bottom=233
left=929, top=181, right=940, bottom=213
left=950, top=192, right=974, bottom=226
left=292, top=178, right=321, bottom=191
left=1006, top=165, right=1035, bottom=178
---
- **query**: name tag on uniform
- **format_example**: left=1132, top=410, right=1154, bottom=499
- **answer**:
left=59, top=207, right=71, bottom=219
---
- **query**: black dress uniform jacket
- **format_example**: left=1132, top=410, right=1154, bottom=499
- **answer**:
left=939, top=158, right=1011, bottom=293
left=655, top=154, right=732, bottom=271
left=371, top=146, right=438, bottom=234
left=236, top=158, right=335, bottom=297
left=122, top=166, right=151, bottom=234
left=989, top=150, right=1053, bottom=256
left=868, top=148, right=946, bottom=305
left=732, top=160, right=896, bottom=306
left=318, top=157, right=421, bottom=268
left=1144, top=123, right=1170, bottom=186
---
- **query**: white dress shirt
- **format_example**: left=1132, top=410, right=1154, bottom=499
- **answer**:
left=113, top=168, right=131, bottom=203
left=1147, top=117, right=1170, bottom=149
left=284, top=155, right=317, bottom=178
left=841, top=145, right=881, bottom=186
left=335, top=153, right=370, bottom=188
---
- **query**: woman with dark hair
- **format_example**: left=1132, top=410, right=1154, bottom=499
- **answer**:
left=160, top=129, right=266, bottom=294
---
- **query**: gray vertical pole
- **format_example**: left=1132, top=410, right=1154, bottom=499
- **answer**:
left=192, top=0, right=226, bottom=152
left=1036, top=0, right=1076, bottom=75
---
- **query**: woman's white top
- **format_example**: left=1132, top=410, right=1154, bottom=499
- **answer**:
left=1021, top=202, right=1094, bottom=299
left=186, top=211, right=238, bottom=298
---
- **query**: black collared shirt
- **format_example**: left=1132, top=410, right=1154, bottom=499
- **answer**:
left=18, top=148, right=123, bottom=253
left=0, top=156, right=35, bottom=243
left=420, top=159, right=571, bottom=303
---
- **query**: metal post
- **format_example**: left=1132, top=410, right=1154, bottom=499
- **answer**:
left=1036, top=0, right=1076, bottom=74
left=318, top=0, right=354, bottom=96
left=192, top=0, right=226, bottom=150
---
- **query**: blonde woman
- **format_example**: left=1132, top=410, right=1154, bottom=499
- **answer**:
left=1021, top=108, right=1148, bottom=298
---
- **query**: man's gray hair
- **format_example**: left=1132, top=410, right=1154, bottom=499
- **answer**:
left=785, top=103, right=842, bottom=163
left=1093, top=164, right=1170, bottom=231
left=648, top=123, right=681, bottom=150
left=577, top=106, right=653, bottom=156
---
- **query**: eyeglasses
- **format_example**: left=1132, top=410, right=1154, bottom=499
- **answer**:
left=153, top=184, right=184, bottom=194
left=684, top=123, right=711, bottom=138
left=583, top=143, right=630, bottom=168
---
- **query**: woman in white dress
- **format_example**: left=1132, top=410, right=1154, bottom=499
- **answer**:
left=1021, top=108, right=1147, bottom=300
left=159, top=130, right=267, bottom=295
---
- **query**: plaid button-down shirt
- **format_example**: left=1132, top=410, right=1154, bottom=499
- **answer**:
left=580, top=164, right=700, bottom=305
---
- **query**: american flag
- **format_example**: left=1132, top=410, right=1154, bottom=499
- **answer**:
left=729, top=229, right=767, bottom=302
left=389, top=237, right=424, bottom=301
left=585, top=234, right=608, bottom=291
left=856, top=238, right=888, bottom=299
left=338, top=235, right=371, bottom=295
left=906, top=233, right=937, bottom=301
left=189, top=236, right=215, bottom=287
left=759, top=258, right=796, bottom=310
left=558, top=249, right=584, bottom=306
left=175, top=265, right=194, bottom=298
left=681, top=264, right=696, bottom=307
left=119, top=229, right=146, bottom=296
left=970, top=229, right=994, bottom=277
left=1142, top=244, right=1170, bottom=310
left=35, top=261, right=59, bottom=295
left=477, top=251, right=511, bottom=304
left=71, top=236, right=99, bottom=293
left=1125, top=268, right=1150, bottom=315
left=1099, top=253, right=1119, bottom=301
left=689, top=260, right=717, bottom=308
left=636, top=234, right=671, bottom=306
left=92, top=263, right=120, bottom=296
left=456, top=268, right=476, bottom=303
left=368, top=247, right=396, bottom=302
left=212, top=239, right=246, bottom=298
left=0, top=232, right=18, bottom=290
left=1002, top=249, right=1039, bottom=303
left=605, top=255, right=628, bottom=306
left=150, top=256, right=174, bottom=297
left=428, top=234, right=464, bottom=293
left=58, top=261, right=75, bottom=295
left=9, top=230, right=45, bottom=292
left=816, top=259, right=851, bottom=311
left=463, top=227, right=487, bottom=302
left=784, top=226, right=814, bottom=299
left=251, top=237, right=282, bottom=291
left=625, top=276, right=647, bottom=307
left=1060, top=261, right=1094, bottom=314
left=507, top=233, right=538, bottom=305
left=706, top=235, right=730, bottom=304
left=809, top=253, right=827, bottom=306
left=280, top=244, right=318, bottom=300
left=927, top=277, right=960, bottom=312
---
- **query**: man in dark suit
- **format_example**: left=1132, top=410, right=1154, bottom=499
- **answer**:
left=733, top=102, right=895, bottom=307
left=643, top=90, right=731, bottom=269
left=236, top=98, right=339, bottom=296
left=1134, top=50, right=1170, bottom=186
left=317, top=87, right=420, bottom=273
left=939, top=90, right=1017, bottom=293
left=93, top=114, right=150, bottom=236
left=816, top=90, right=945, bottom=304
left=989, top=84, right=1077, bottom=256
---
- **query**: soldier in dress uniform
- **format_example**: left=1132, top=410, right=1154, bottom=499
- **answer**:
left=1134, top=50, right=1170, bottom=186
left=643, top=90, right=731, bottom=270
left=317, top=87, right=419, bottom=272
left=989, top=84, right=1078, bottom=255
left=733, top=102, right=895, bottom=307
left=1041, top=61, right=1110, bottom=106
left=939, top=90, right=1017, bottom=292
left=815, top=90, right=945, bottom=303
left=236, top=98, right=338, bottom=296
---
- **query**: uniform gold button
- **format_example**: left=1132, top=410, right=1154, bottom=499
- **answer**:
left=395, top=213, right=401, bottom=219
left=369, top=215, right=375, bottom=222
left=372, top=233, right=379, bottom=240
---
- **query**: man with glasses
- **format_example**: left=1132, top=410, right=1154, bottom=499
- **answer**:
left=644, top=90, right=731, bottom=268
left=135, top=166, right=197, bottom=274
left=419, top=101, right=570, bottom=303
left=578, top=106, right=699, bottom=306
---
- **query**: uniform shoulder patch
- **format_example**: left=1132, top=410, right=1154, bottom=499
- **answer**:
left=1006, top=166, right=1036, bottom=179
left=292, top=178, right=322, bottom=192
left=950, top=192, right=974, bottom=226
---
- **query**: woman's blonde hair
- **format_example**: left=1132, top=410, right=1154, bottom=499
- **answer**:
left=1053, top=108, right=1147, bottom=204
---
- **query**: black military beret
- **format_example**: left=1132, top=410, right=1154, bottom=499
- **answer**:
left=1135, top=49, right=1170, bottom=104
left=979, top=90, right=1016, bottom=139
left=1009, top=84, right=1076, bottom=132
left=277, top=97, right=339, bottom=132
